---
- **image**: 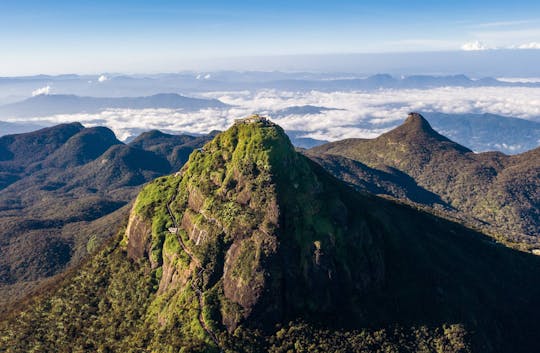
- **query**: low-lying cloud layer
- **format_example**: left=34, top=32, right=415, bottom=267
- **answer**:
left=6, top=87, right=540, bottom=143
left=461, top=40, right=540, bottom=51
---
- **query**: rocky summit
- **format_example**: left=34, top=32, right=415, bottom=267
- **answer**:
left=125, top=115, right=385, bottom=334
left=3, top=116, right=540, bottom=353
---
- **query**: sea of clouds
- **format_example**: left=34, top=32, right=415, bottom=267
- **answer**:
left=4, top=86, right=540, bottom=142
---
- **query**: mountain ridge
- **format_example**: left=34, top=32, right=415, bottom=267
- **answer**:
left=0, top=93, right=229, bottom=119
left=0, top=123, right=212, bottom=308
left=309, top=112, right=540, bottom=245
left=3, top=117, right=540, bottom=352
left=423, top=112, right=540, bottom=154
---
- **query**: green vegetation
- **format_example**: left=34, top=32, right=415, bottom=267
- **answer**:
left=0, top=124, right=211, bottom=309
left=0, top=235, right=155, bottom=353
left=2, top=117, right=540, bottom=352
left=308, top=113, right=540, bottom=249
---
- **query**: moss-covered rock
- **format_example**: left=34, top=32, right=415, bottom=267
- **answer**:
left=125, top=118, right=385, bottom=332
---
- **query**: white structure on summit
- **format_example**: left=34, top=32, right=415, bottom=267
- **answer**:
left=234, top=114, right=272, bottom=125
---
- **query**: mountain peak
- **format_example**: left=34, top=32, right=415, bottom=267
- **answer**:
left=404, top=111, right=430, bottom=126
left=41, top=126, right=122, bottom=168
left=194, top=115, right=295, bottom=182
left=233, top=114, right=275, bottom=126
left=381, top=112, right=471, bottom=152
left=399, top=112, right=438, bottom=135
left=125, top=116, right=383, bottom=331
left=0, top=122, right=85, bottom=164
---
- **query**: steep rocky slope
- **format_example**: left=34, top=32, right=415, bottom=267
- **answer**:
left=126, top=116, right=385, bottom=332
left=3, top=117, right=540, bottom=353
left=309, top=113, right=540, bottom=247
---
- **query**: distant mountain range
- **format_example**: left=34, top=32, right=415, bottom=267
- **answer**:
left=271, top=105, right=344, bottom=117
left=424, top=112, right=540, bottom=153
left=0, top=93, right=229, bottom=119
left=0, top=120, right=44, bottom=135
left=1, top=73, right=539, bottom=100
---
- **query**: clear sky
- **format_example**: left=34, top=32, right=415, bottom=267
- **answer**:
left=1, top=0, right=540, bottom=75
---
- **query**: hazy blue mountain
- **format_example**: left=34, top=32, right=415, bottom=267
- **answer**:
left=0, top=121, right=45, bottom=136
left=1, top=73, right=540, bottom=100
left=424, top=112, right=540, bottom=154
left=271, top=105, right=343, bottom=117
left=0, top=93, right=229, bottom=119
left=285, top=130, right=328, bottom=148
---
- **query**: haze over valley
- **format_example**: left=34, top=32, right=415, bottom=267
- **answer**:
left=2, top=72, right=540, bottom=153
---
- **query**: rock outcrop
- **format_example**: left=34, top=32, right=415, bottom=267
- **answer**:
left=126, top=117, right=385, bottom=331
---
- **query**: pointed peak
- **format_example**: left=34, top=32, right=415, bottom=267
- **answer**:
left=387, top=112, right=439, bottom=137
left=380, top=112, right=472, bottom=152
left=403, top=112, right=433, bottom=130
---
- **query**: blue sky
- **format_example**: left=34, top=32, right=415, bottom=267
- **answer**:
left=1, top=0, right=540, bottom=74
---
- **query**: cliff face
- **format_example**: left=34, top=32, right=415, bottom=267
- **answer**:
left=125, top=118, right=385, bottom=331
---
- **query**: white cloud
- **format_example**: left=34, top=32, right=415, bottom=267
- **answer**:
left=497, top=77, right=540, bottom=83
left=517, top=42, right=540, bottom=49
left=8, top=87, right=540, bottom=142
left=31, top=85, right=51, bottom=96
left=98, top=75, right=108, bottom=83
left=461, top=41, right=491, bottom=51
left=467, top=24, right=540, bottom=50
left=461, top=40, right=540, bottom=51
left=494, top=143, right=524, bottom=152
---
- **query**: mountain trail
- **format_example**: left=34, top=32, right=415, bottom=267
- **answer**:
left=166, top=189, right=223, bottom=352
